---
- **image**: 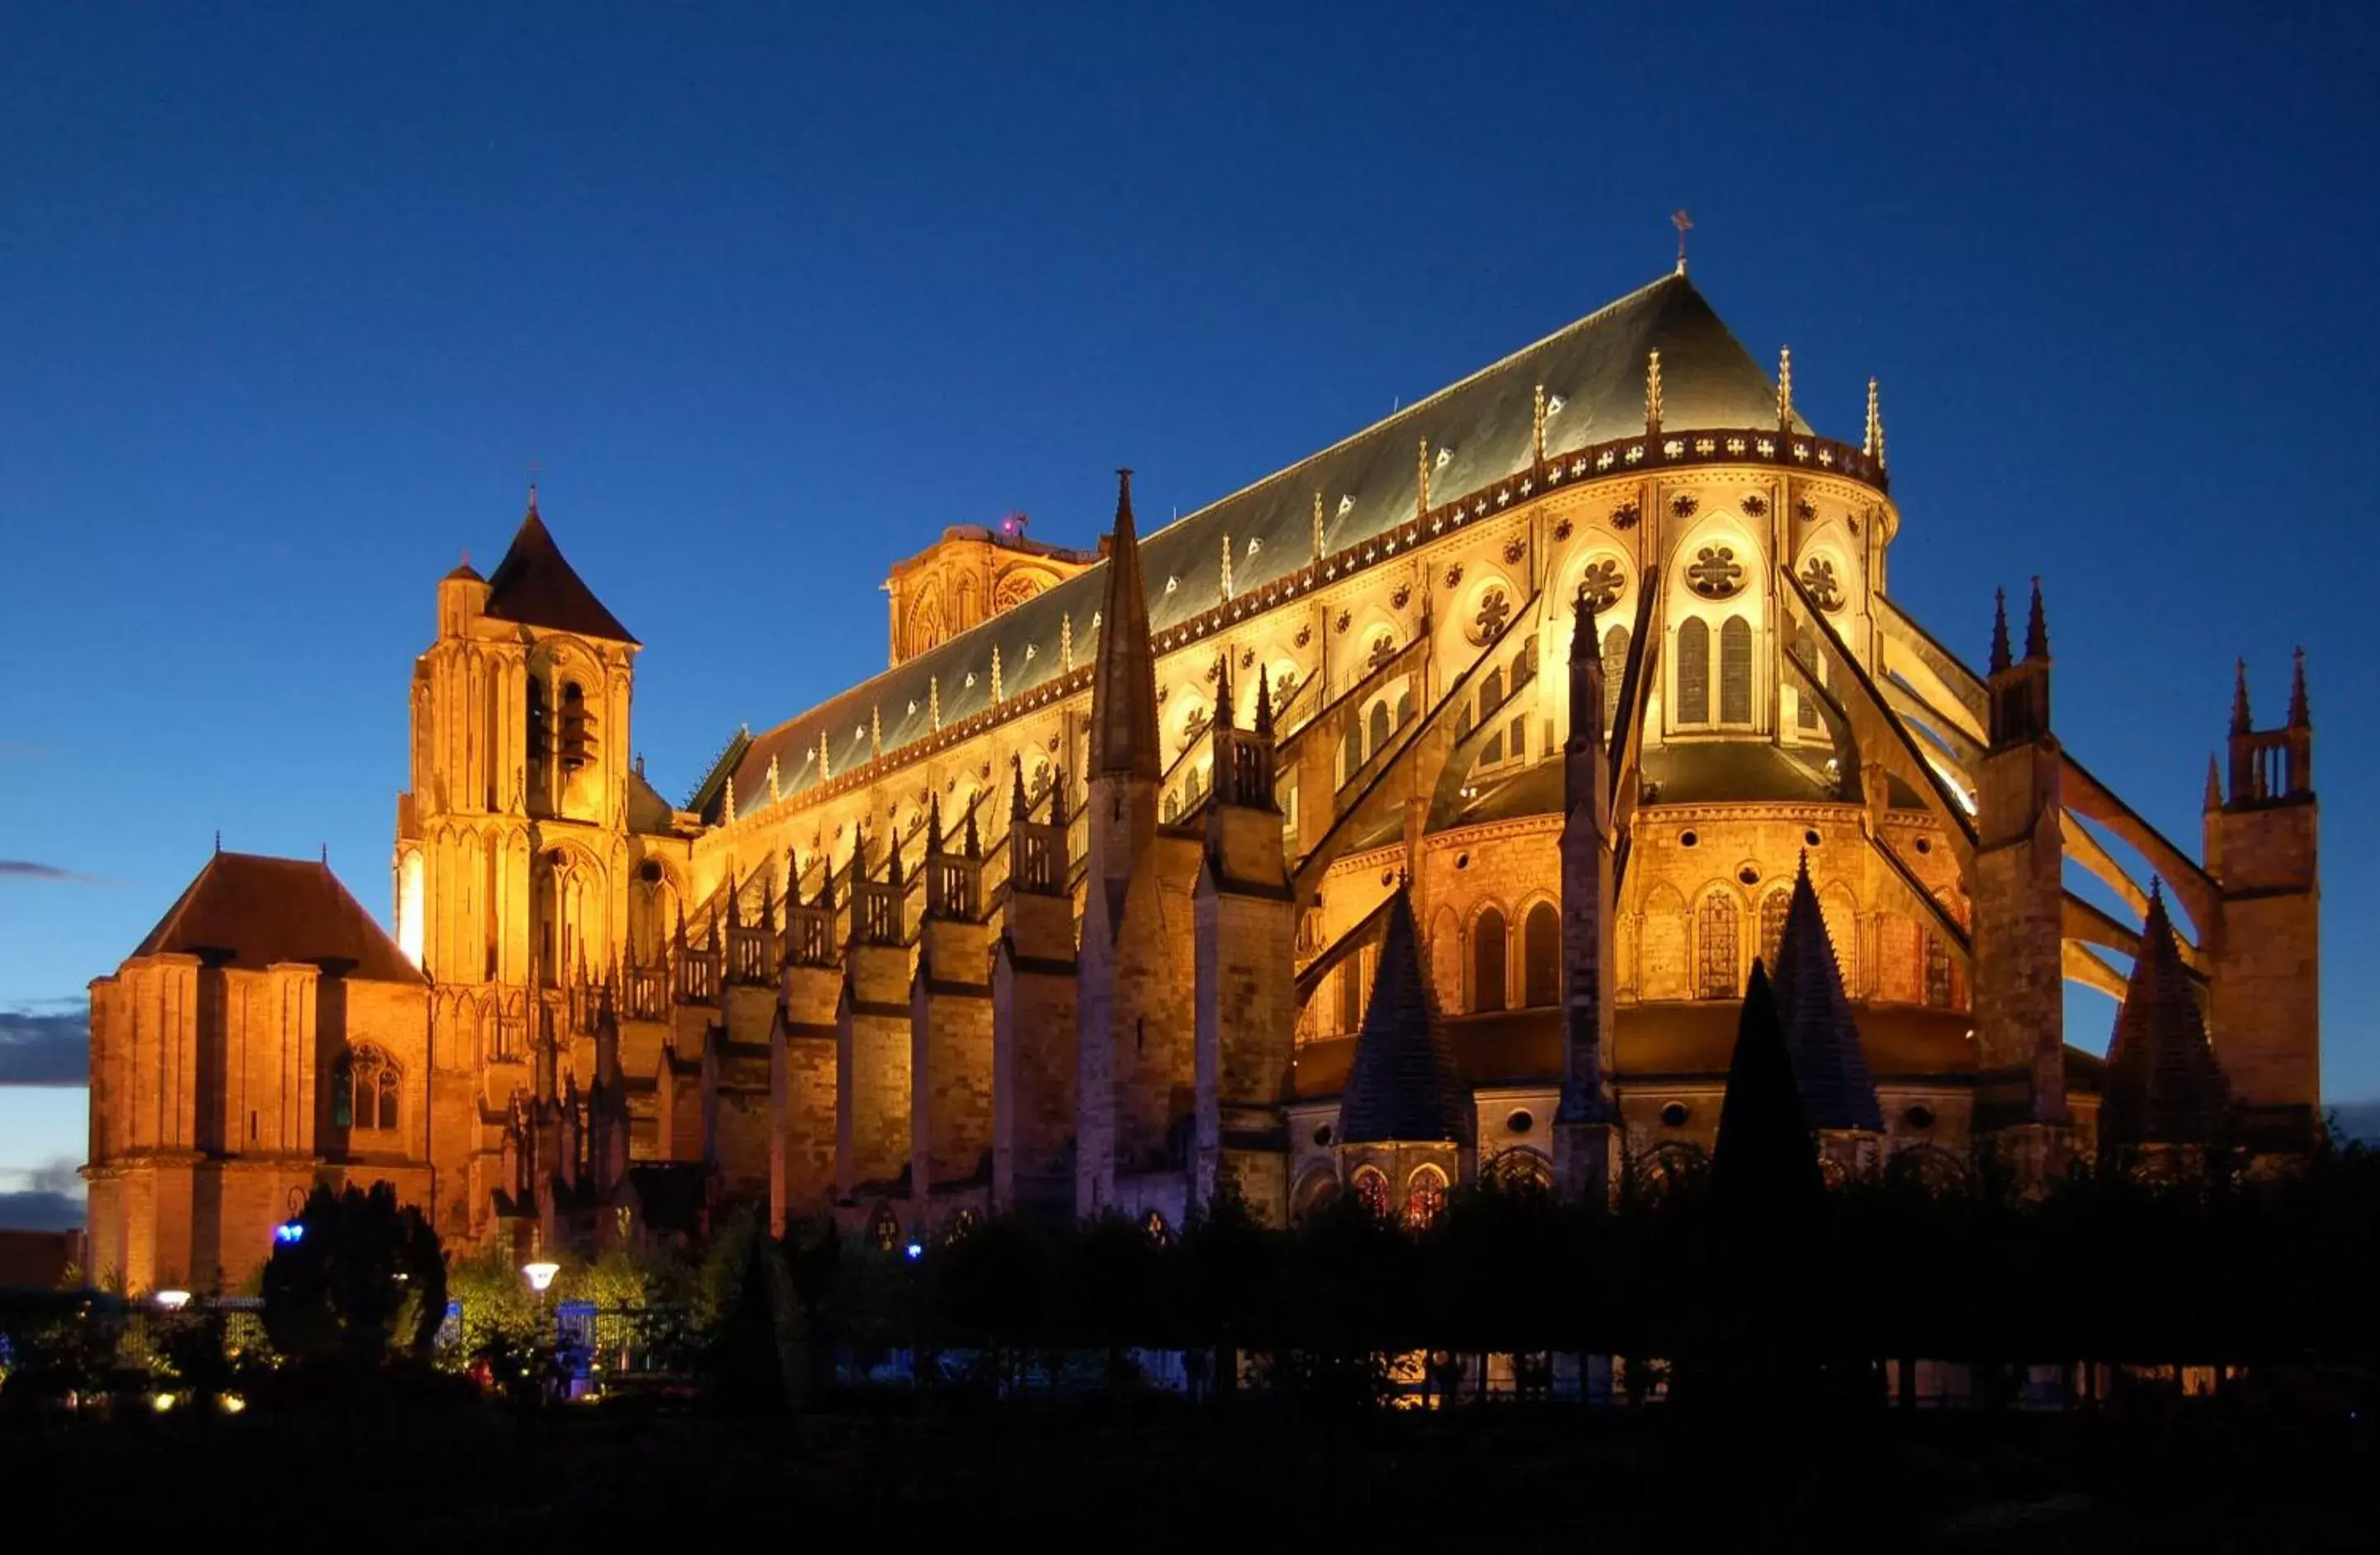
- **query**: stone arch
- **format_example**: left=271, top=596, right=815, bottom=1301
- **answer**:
left=993, top=565, right=1054, bottom=614
left=1638, top=881, right=1690, bottom=1000
left=1521, top=896, right=1561, bottom=1008
left=1694, top=886, right=1744, bottom=1000
left=1468, top=900, right=1510, bottom=1014
left=1886, top=1143, right=1971, bottom=1197
left=1293, top=1163, right=1343, bottom=1220
left=905, top=577, right=948, bottom=657
left=1405, top=1164, right=1449, bottom=1227
left=1632, top=1140, right=1711, bottom=1197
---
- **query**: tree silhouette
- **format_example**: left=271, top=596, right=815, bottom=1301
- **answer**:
left=260, top=1182, right=446, bottom=1369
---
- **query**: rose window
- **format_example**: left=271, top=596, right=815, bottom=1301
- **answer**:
left=1687, top=546, right=1745, bottom=599
left=1799, top=555, right=1844, bottom=612
left=1578, top=559, right=1626, bottom=612
left=1470, top=587, right=1512, bottom=643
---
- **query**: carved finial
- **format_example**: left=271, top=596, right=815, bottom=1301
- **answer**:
left=927, top=793, right=944, bottom=857
left=1864, top=378, right=1886, bottom=467
left=1311, top=490, right=1325, bottom=560
left=1532, top=384, right=1547, bottom=465
left=214, top=829, right=221, bottom=854
left=1010, top=756, right=1029, bottom=821
left=2024, top=577, right=2048, bottom=660
left=526, top=460, right=541, bottom=517
left=2231, top=659, right=2252, bottom=735
left=1061, top=612, right=1074, bottom=674
left=963, top=801, right=980, bottom=859
left=723, top=775, right=737, bottom=824
left=766, top=753, right=782, bottom=803
left=871, top=704, right=883, bottom=759
left=1989, top=588, right=2012, bottom=674
left=1417, top=438, right=1430, bottom=518
left=1214, top=652, right=1235, bottom=730
left=1255, top=664, right=1275, bottom=736
left=885, top=823, right=904, bottom=888
left=1645, top=350, right=1664, bottom=436
left=1220, top=533, right=1233, bottom=602
left=1572, top=578, right=1599, bottom=655
left=990, top=645, right=1003, bottom=703
left=1671, top=208, right=1692, bottom=275
left=2203, top=753, right=2223, bottom=811
left=2289, top=646, right=2310, bottom=729
left=1776, top=347, right=1793, bottom=432
left=818, top=727, right=831, bottom=781
left=929, top=675, right=942, bottom=732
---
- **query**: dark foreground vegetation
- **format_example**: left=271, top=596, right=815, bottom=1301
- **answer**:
left=4, top=1142, right=2376, bottom=1549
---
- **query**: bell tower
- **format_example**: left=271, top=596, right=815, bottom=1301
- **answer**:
left=397, top=489, right=640, bottom=998
left=2204, top=653, right=2321, bottom=1151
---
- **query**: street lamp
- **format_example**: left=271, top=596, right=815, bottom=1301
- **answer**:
left=522, top=1261, right=560, bottom=1293
left=154, top=1289, right=192, bottom=1312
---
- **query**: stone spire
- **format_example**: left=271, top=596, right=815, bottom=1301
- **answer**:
left=1089, top=469, right=1160, bottom=781
left=1254, top=662, right=1275, bottom=737
left=2231, top=659, right=2252, bottom=735
left=2024, top=577, right=2049, bottom=660
left=2203, top=754, right=2223, bottom=812
left=1336, top=891, right=1469, bottom=1146
left=1768, top=855, right=1883, bottom=1132
left=2288, top=646, right=2310, bottom=728
left=1645, top=350, right=1664, bottom=437
left=1776, top=347, right=1793, bottom=432
left=2100, top=884, right=2231, bottom=1151
left=1989, top=588, right=2012, bottom=675
left=1864, top=377, right=1886, bottom=468
left=1009, top=755, right=1030, bottom=823
left=1311, top=489, right=1325, bottom=561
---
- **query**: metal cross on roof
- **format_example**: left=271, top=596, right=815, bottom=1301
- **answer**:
left=1672, top=209, right=1693, bottom=274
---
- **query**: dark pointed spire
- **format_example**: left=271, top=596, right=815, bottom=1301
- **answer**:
left=2023, top=576, right=2048, bottom=660
left=2101, top=883, right=2231, bottom=1151
left=1768, top=856, right=1883, bottom=1132
left=1571, top=578, right=1600, bottom=661
left=1049, top=766, right=1066, bottom=826
left=1337, top=892, right=1470, bottom=1146
left=926, top=794, right=944, bottom=858
left=963, top=800, right=980, bottom=859
left=2288, top=646, right=2310, bottom=728
left=1710, top=960, right=1825, bottom=1217
left=2203, top=754, right=2223, bottom=811
left=2231, top=659, right=2252, bottom=735
left=1214, top=652, right=1234, bottom=730
left=1254, top=663, right=1275, bottom=736
left=725, top=870, right=741, bottom=929
left=1009, top=756, right=1029, bottom=822
left=1988, top=588, right=2012, bottom=674
left=885, top=822, right=904, bottom=887
left=1089, top=469, right=1161, bottom=781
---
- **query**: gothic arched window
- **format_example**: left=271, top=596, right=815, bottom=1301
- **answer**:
left=332, top=1046, right=400, bottom=1132
left=1405, top=1165, right=1447, bottom=1229
left=1338, top=954, right=1365, bottom=1036
left=1602, top=625, right=1631, bottom=730
left=1697, top=895, right=1740, bottom=1000
left=526, top=677, right=549, bottom=764
left=1676, top=618, right=1711, bottom=725
left=558, top=680, right=593, bottom=771
left=1395, top=688, right=1414, bottom=730
left=1340, top=721, right=1362, bottom=785
left=1795, top=625, right=1824, bottom=731
left=1471, top=907, right=1509, bottom=1014
left=1523, top=902, right=1561, bottom=1008
left=1924, top=930, right=1953, bottom=1009
left=1351, top=1166, right=1391, bottom=1218
left=1760, top=889, right=1792, bottom=968
left=1719, top=616, right=1753, bottom=726
left=1367, top=700, right=1391, bottom=759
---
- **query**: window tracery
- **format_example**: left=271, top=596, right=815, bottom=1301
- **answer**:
left=1687, top=546, right=1745, bottom=599
left=332, top=1046, right=400, bottom=1132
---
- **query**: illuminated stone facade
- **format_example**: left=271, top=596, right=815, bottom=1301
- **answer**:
left=84, top=270, right=2322, bottom=1288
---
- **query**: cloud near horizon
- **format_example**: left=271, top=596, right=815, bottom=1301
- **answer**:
left=0, top=1004, right=89, bottom=1085
left=0, top=860, right=102, bottom=883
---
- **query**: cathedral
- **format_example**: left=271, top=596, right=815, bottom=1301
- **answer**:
left=81, top=268, right=2322, bottom=1292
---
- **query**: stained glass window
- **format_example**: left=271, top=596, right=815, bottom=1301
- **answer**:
left=1698, top=895, right=1740, bottom=999
left=1676, top=618, right=1710, bottom=725
left=1719, top=616, right=1753, bottom=726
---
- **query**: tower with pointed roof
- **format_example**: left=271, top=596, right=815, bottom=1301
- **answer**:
left=1334, top=891, right=1471, bottom=1219
left=2100, top=885, right=2231, bottom=1170
left=1075, top=470, right=1202, bottom=1219
left=1970, top=581, right=2071, bottom=1177
left=1192, top=662, right=1298, bottom=1220
left=2203, top=653, right=2321, bottom=1151
left=1769, top=854, right=1884, bottom=1176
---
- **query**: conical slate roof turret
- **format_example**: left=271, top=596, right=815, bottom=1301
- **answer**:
left=1337, top=891, right=1471, bottom=1146
left=2101, top=886, right=2231, bottom=1149
left=483, top=498, right=639, bottom=645
left=1089, top=469, right=1161, bottom=781
left=1710, top=960, right=1825, bottom=1217
left=1768, top=857, right=1883, bottom=1132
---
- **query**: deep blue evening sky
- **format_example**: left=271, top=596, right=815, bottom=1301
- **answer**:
left=3, top=2, right=2374, bottom=1220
